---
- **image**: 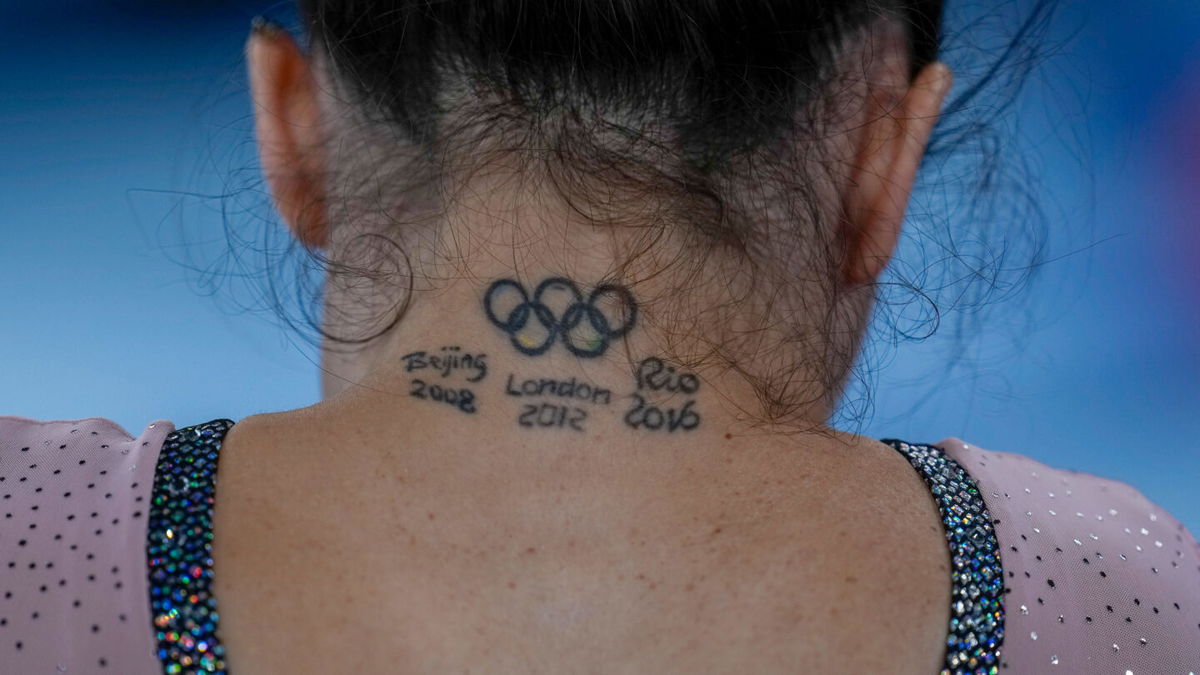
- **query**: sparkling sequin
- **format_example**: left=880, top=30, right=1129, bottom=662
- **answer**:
left=146, top=419, right=234, bottom=675
left=883, top=440, right=1005, bottom=675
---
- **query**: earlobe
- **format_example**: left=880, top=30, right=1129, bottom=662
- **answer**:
left=247, top=20, right=329, bottom=249
left=842, top=61, right=953, bottom=285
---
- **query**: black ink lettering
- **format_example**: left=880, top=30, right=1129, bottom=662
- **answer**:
left=635, top=357, right=700, bottom=394
left=567, top=407, right=586, bottom=431
left=409, top=378, right=477, bottom=414
left=516, top=403, right=587, bottom=431
left=518, top=404, right=537, bottom=427
left=467, top=354, right=487, bottom=382
left=623, top=393, right=645, bottom=427
left=458, top=389, right=477, bottom=413
left=643, top=406, right=664, bottom=429
left=625, top=357, right=701, bottom=432
left=536, top=403, right=561, bottom=427
left=483, top=278, right=637, bottom=357
left=401, top=347, right=488, bottom=382
left=623, top=394, right=700, bottom=432
left=402, top=352, right=428, bottom=373
left=503, top=373, right=612, bottom=406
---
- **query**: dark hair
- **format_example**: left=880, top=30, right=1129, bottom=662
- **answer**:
left=300, top=1, right=942, bottom=156
left=203, top=0, right=1059, bottom=428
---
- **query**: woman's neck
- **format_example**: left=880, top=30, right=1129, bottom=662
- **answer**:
left=315, top=267, right=843, bottom=456
left=311, top=182, right=865, bottom=456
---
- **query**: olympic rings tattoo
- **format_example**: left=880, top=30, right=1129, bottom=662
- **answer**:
left=482, top=277, right=638, bottom=358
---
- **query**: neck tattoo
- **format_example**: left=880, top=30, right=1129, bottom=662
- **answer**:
left=398, top=276, right=703, bottom=435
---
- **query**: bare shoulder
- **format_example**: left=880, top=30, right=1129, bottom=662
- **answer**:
left=767, top=435, right=954, bottom=671
left=210, top=418, right=954, bottom=673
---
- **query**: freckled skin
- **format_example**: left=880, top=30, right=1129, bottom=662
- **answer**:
left=212, top=410, right=954, bottom=674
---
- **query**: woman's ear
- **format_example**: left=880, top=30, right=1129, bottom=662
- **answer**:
left=841, top=48, right=953, bottom=286
left=247, top=19, right=328, bottom=249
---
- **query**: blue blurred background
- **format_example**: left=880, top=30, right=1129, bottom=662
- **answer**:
left=1, top=2, right=1196, bottom=531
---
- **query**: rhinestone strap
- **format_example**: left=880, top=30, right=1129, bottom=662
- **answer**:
left=882, top=439, right=1006, bottom=675
left=146, top=419, right=235, bottom=674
